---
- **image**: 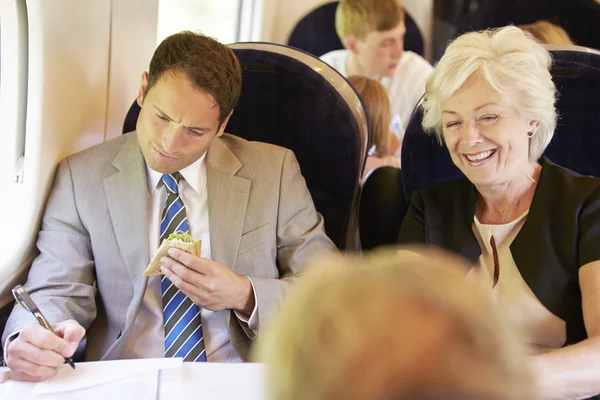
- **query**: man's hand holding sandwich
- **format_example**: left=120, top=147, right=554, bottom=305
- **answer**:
left=146, top=231, right=255, bottom=317
left=160, top=247, right=255, bottom=316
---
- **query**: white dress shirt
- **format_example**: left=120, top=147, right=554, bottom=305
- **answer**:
left=469, top=212, right=567, bottom=354
left=320, top=49, right=433, bottom=140
left=121, top=153, right=258, bottom=362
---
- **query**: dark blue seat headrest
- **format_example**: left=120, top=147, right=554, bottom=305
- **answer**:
left=359, top=166, right=408, bottom=250
left=543, top=47, right=600, bottom=176
left=401, top=46, right=600, bottom=201
left=227, top=43, right=368, bottom=249
left=123, top=101, right=139, bottom=135
left=287, top=1, right=425, bottom=57
left=456, top=0, right=600, bottom=51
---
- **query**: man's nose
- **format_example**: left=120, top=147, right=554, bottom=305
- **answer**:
left=161, top=125, right=185, bottom=154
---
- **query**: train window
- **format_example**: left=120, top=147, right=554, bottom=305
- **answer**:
left=157, top=0, right=249, bottom=44
left=0, top=0, right=28, bottom=184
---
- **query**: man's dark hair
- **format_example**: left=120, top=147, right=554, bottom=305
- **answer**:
left=147, top=31, right=242, bottom=125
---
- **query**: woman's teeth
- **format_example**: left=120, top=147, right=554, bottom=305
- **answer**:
left=466, top=150, right=494, bottom=162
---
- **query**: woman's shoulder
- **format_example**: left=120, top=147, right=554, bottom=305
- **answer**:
left=416, top=177, right=471, bottom=194
left=536, top=158, right=600, bottom=217
left=413, top=178, right=474, bottom=209
left=540, top=158, right=600, bottom=193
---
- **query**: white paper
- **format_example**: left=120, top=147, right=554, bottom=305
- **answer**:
left=0, top=366, right=35, bottom=400
left=0, top=380, right=13, bottom=400
left=159, top=362, right=266, bottom=400
left=35, top=371, right=158, bottom=400
left=33, top=357, right=182, bottom=395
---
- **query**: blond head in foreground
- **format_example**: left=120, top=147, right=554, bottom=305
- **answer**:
left=255, top=248, right=536, bottom=400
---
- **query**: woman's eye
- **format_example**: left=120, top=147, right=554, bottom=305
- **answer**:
left=445, top=121, right=460, bottom=128
left=479, top=115, right=498, bottom=123
left=156, top=114, right=169, bottom=121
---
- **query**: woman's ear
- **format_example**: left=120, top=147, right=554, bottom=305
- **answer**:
left=528, top=119, right=541, bottom=134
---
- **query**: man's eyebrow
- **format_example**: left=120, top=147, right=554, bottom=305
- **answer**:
left=186, top=125, right=212, bottom=133
left=153, top=105, right=171, bottom=119
left=153, top=105, right=212, bottom=132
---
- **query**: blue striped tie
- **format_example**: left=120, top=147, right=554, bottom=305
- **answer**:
left=160, top=173, right=207, bottom=362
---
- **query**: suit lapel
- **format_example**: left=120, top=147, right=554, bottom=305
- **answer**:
left=103, top=132, right=150, bottom=289
left=206, top=137, right=250, bottom=271
left=456, top=182, right=481, bottom=263
left=510, top=157, right=551, bottom=297
left=436, top=179, right=481, bottom=264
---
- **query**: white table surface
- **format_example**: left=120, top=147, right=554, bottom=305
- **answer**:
left=0, top=362, right=266, bottom=400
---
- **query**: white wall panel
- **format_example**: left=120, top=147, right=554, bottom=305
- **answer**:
left=0, top=0, right=170, bottom=305
left=0, top=0, right=111, bottom=304
left=105, top=0, right=158, bottom=139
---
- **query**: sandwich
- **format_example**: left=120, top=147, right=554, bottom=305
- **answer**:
left=143, top=231, right=202, bottom=276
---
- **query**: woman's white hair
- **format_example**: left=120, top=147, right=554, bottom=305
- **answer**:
left=422, top=26, right=557, bottom=161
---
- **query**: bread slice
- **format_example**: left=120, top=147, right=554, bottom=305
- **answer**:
left=143, top=238, right=202, bottom=276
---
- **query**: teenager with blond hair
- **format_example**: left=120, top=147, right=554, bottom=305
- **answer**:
left=321, top=0, right=433, bottom=140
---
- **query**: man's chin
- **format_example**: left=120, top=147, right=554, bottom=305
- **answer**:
left=145, top=157, right=181, bottom=174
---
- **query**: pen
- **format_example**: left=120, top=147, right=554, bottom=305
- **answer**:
left=11, top=285, right=76, bottom=370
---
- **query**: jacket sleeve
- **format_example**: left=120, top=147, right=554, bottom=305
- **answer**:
left=2, top=159, right=97, bottom=345
left=397, top=189, right=427, bottom=245
left=239, top=150, right=337, bottom=334
left=578, top=185, right=600, bottom=267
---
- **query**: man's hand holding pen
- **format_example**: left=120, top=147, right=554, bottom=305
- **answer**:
left=6, top=319, right=85, bottom=382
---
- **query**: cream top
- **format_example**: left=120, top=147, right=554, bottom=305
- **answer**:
left=469, top=211, right=567, bottom=354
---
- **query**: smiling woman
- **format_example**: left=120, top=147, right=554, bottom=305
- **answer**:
left=438, top=73, right=541, bottom=193
left=398, top=26, right=600, bottom=400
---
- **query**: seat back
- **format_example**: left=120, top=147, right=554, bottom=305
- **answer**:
left=401, top=45, right=600, bottom=204
left=227, top=43, right=369, bottom=249
left=456, top=0, right=600, bottom=51
left=123, top=100, right=139, bottom=134
left=543, top=45, right=600, bottom=175
left=286, top=1, right=425, bottom=57
left=358, top=166, right=407, bottom=250
left=123, top=43, right=369, bottom=250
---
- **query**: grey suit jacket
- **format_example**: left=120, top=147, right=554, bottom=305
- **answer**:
left=3, top=132, right=335, bottom=361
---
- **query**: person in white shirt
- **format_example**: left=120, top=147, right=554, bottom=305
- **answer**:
left=3, top=31, right=335, bottom=381
left=320, top=0, right=433, bottom=140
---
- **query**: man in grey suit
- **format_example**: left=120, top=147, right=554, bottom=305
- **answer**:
left=3, top=31, right=335, bottom=381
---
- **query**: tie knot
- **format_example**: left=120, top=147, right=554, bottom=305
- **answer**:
left=161, top=173, right=182, bottom=194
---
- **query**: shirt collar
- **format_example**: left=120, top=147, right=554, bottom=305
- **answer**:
left=146, top=151, right=207, bottom=195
